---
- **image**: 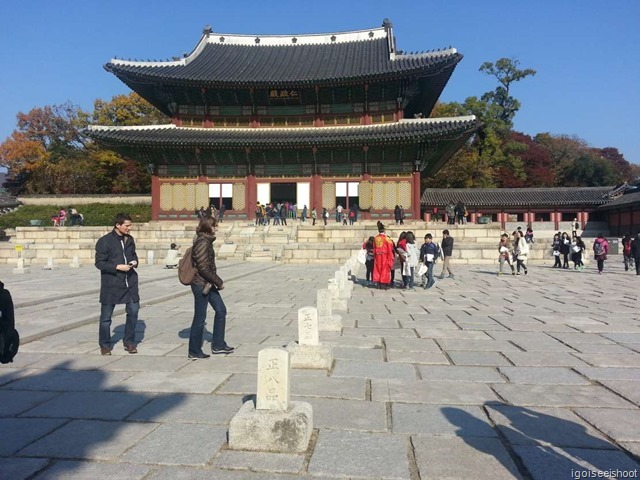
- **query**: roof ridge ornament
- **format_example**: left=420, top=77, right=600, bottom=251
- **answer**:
left=382, top=18, right=396, bottom=60
left=203, top=25, right=212, bottom=35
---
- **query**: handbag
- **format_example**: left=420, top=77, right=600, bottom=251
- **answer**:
left=417, top=264, right=428, bottom=276
left=356, top=249, right=367, bottom=265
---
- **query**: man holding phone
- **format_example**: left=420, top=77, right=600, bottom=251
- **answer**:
left=95, top=213, right=140, bottom=355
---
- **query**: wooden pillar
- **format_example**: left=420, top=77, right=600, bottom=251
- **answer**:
left=247, top=174, right=257, bottom=220
left=471, top=212, right=477, bottom=223
left=151, top=175, right=161, bottom=220
left=311, top=174, right=323, bottom=210
left=424, top=213, right=431, bottom=222
left=500, top=212, right=507, bottom=231
left=412, top=171, right=421, bottom=222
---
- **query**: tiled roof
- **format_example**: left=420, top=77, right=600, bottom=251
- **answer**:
left=421, top=187, right=614, bottom=207
left=105, top=25, right=461, bottom=86
left=88, top=117, right=478, bottom=148
left=598, top=190, right=640, bottom=210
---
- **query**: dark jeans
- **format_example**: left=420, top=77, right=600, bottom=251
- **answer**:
left=562, top=253, right=569, bottom=268
left=190, top=284, right=227, bottom=354
left=597, top=258, right=604, bottom=272
left=422, top=262, right=435, bottom=288
left=635, top=257, right=640, bottom=275
left=365, top=259, right=374, bottom=282
left=553, top=254, right=561, bottom=267
left=99, top=301, right=139, bottom=348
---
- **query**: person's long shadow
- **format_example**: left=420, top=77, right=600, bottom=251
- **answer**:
left=0, top=359, right=188, bottom=478
left=442, top=404, right=640, bottom=478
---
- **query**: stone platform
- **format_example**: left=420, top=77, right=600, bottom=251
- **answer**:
left=1, top=259, right=639, bottom=479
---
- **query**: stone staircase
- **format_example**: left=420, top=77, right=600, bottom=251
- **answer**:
left=0, top=220, right=610, bottom=267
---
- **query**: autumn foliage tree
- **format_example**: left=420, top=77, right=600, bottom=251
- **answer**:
left=0, top=93, right=167, bottom=195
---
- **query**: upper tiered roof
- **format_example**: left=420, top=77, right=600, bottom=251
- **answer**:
left=105, top=21, right=461, bottom=88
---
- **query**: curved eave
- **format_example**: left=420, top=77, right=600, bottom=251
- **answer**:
left=104, top=52, right=462, bottom=89
left=88, top=116, right=478, bottom=150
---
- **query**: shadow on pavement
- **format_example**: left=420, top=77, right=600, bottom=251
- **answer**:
left=442, top=404, right=640, bottom=478
left=0, top=360, right=187, bottom=478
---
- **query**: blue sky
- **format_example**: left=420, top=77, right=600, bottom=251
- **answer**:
left=1, top=0, right=638, bottom=164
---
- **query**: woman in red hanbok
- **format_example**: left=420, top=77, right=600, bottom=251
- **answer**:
left=372, top=222, right=394, bottom=289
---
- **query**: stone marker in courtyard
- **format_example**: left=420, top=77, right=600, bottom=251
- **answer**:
left=328, top=277, right=348, bottom=311
left=316, top=288, right=342, bottom=332
left=228, top=348, right=313, bottom=453
left=43, top=257, right=54, bottom=270
left=147, top=250, right=154, bottom=266
left=286, top=307, right=333, bottom=370
left=12, top=257, right=29, bottom=274
left=70, top=256, right=80, bottom=268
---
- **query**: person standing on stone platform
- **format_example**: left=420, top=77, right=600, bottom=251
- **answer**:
left=630, top=233, right=640, bottom=275
left=373, top=221, right=394, bottom=289
left=362, top=236, right=375, bottom=286
left=95, top=213, right=140, bottom=356
left=189, top=216, right=234, bottom=359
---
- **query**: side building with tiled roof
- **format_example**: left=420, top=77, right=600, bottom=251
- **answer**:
left=88, top=20, right=478, bottom=221
left=421, top=187, right=616, bottom=231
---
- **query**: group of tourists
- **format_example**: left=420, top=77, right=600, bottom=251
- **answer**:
left=361, top=222, right=454, bottom=291
left=196, top=204, right=226, bottom=222
left=51, top=207, right=84, bottom=226
left=443, top=201, right=468, bottom=225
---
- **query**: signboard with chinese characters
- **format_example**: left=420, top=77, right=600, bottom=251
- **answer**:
left=269, top=89, right=300, bottom=100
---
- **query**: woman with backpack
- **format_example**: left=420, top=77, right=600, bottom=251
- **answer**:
left=188, top=216, right=234, bottom=359
left=593, top=234, right=609, bottom=275
left=498, top=233, right=515, bottom=275
left=362, top=236, right=375, bottom=286
left=622, top=233, right=634, bottom=272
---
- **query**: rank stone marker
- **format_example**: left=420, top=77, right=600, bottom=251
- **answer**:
left=70, top=256, right=80, bottom=268
left=287, top=307, right=333, bottom=370
left=317, top=288, right=342, bottom=332
left=228, top=348, right=313, bottom=452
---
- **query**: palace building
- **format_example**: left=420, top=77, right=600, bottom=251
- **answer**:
left=89, top=20, right=478, bottom=221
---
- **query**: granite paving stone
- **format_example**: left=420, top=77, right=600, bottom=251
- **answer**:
left=371, top=379, right=498, bottom=404
left=412, top=435, right=522, bottom=479
left=32, top=461, right=151, bottom=480
left=0, top=458, right=49, bottom=480
left=122, top=424, right=226, bottom=465
left=0, top=418, right=67, bottom=456
left=383, top=337, right=442, bottom=353
left=330, top=346, right=384, bottom=361
left=387, top=350, right=450, bottom=364
left=573, top=353, right=640, bottom=368
left=20, top=391, right=154, bottom=420
left=0, top=390, right=58, bottom=417
left=16, top=419, right=157, bottom=459
left=128, top=393, right=244, bottom=424
left=308, top=430, right=409, bottom=479
left=502, top=351, right=590, bottom=367
left=213, top=450, right=304, bottom=474
left=392, top=404, right=497, bottom=437
left=5, top=370, right=134, bottom=392
left=574, top=408, right=640, bottom=443
left=572, top=366, right=640, bottom=381
left=597, top=380, right=640, bottom=405
left=492, top=384, right=636, bottom=408
left=111, top=371, right=230, bottom=394
left=297, top=396, right=387, bottom=431
left=332, top=360, right=417, bottom=380
left=417, top=365, right=505, bottom=383
left=497, top=366, right=591, bottom=385
left=447, top=351, right=513, bottom=366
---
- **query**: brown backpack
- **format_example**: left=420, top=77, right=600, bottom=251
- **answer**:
left=178, top=246, right=196, bottom=285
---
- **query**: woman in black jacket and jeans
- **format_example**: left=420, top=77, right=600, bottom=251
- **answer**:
left=560, top=232, right=571, bottom=269
left=188, top=216, right=234, bottom=359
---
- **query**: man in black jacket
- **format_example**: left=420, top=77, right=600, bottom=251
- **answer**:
left=631, top=233, right=640, bottom=276
left=95, top=213, right=140, bottom=355
left=438, top=229, right=455, bottom=280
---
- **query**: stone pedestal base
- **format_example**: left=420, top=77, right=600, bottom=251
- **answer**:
left=332, top=298, right=348, bottom=311
left=319, top=314, right=342, bottom=332
left=12, top=267, right=29, bottom=275
left=286, top=342, right=332, bottom=370
left=228, top=400, right=313, bottom=453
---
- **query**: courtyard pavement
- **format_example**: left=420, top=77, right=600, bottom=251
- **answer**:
left=0, top=257, right=639, bottom=479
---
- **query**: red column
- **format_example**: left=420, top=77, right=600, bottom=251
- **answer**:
left=412, top=171, right=421, bottom=222
left=151, top=175, right=160, bottom=220
left=471, top=212, right=477, bottom=223
left=311, top=174, right=323, bottom=210
left=424, top=213, right=431, bottom=222
left=247, top=174, right=257, bottom=220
